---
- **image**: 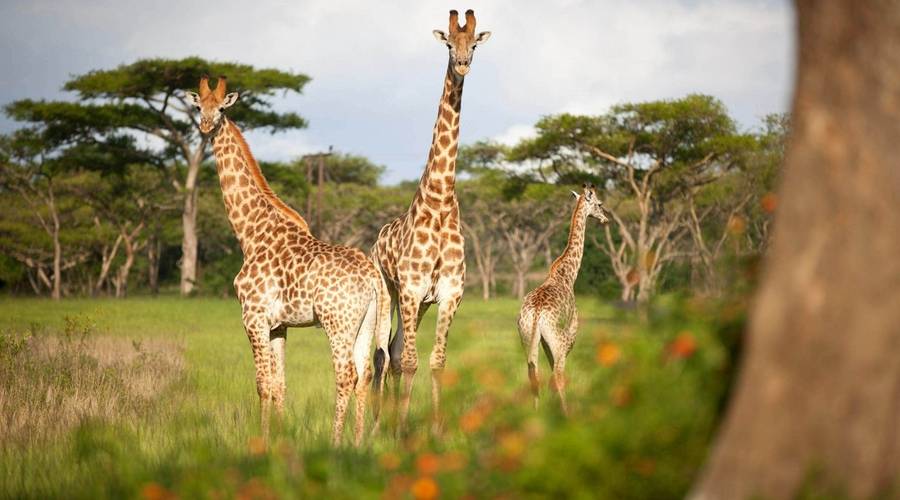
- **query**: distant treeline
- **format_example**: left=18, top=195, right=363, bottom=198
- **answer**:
left=0, top=58, right=785, bottom=302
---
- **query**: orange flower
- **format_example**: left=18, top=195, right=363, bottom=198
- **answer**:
left=761, top=192, right=778, bottom=214
left=596, top=342, right=621, bottom=367
left=727, top=215, right=747, bottom=235
left=416, top=453, right=441, bottom=475
left=460, top=409, right=485, bottom=434
left=669, top=332, right=697, bottom=359
left=140, top=482, right=175, bottom=500
left=247, top=436, right=267, bottom=456
left=411, top=477, right=439, bottom=500
left=499, top=431, right=526, bottom=459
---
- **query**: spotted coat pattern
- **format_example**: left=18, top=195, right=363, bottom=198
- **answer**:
left=188, top=76, right=390, bottom=446
left=517, top=184, right=609, bottom=414
left=370, top=10, right=490, bottom=430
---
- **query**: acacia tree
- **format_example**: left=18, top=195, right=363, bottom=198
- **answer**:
left=0, top=131, right=96, bottom=299
left=498, top=184, right=568, bottom=299
left=511, top=95, right=750, bottom=303
left=6, top=58, right=309, bottom=295
left=692, top=1, right=900, bottom=498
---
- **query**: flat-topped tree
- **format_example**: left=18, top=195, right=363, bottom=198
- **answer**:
left=510, top=95, right=751, bottom=303
left=5, top=57, right=309, bottom=295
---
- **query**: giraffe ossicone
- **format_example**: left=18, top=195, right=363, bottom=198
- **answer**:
left=187, top=76, right=391, bottom=446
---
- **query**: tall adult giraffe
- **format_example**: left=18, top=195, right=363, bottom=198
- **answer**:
left=186, top=76, right=390, bottom=446
left=371, top=9, right=491, bottom=431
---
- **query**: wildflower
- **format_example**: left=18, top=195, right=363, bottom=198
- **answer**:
left=416, top=452, right=441, bottom=475
left=761, top=192, right=778, bottom=214
left=411, top=477, right=439, bottom=500
left=668, top=332, right=697, bottom=359
left=596, top=342, right=621, bottom=367
left=140, top=482, right=174, bottom=500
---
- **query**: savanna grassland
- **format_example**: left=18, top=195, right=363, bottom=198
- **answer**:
left=0, top=295, right=743, bottom=499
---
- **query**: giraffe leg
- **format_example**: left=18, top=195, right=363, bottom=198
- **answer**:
left=429, top=294, right=462, bottom=435
left=554, top=308, right=577, bottom=417
left=353, top=297, right=377, bottom=446
left=396, top=292, right=423, bottom=433
left=243, top=312, right=275, bottom=441
left=552, top=355, right=569, bottom=417
left=322, top=314, right=359, bottom=447
left=540, top=339, right=556, bottom=410
left=269, top=325, right=288, bottom=418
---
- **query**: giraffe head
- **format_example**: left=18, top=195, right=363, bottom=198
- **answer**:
left=433, top=9, right=491, bottom=77
left=185, top=76, right=239, bottom=135
left=572, top=183, right=610, bottom=224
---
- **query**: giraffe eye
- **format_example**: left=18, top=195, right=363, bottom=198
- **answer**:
left=446, top=44, right=451, bottom=49
left=218, top=107, right=225, bottom=113
left=194, top=106, right=200, bottom=111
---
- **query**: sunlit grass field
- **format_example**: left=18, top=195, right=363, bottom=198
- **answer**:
left=0, top=295, right=739, bottom=499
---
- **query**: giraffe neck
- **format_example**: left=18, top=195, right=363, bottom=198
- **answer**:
left=413, top=62, right=464, bottom=210
left=212, top=118, right=310, bottom=254
left=549, top=198, right=589, bottom=290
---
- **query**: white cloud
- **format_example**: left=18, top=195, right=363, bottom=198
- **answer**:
left=493, top=124, right=536, bottom=146
left=0, top=0, right=794, bottom=184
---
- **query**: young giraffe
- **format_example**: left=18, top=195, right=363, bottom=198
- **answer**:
left=371, top=10, right=491, bottom=431
left=517, top=184, right=609, bottom=415
left=186, top=76, right=390, bottom=446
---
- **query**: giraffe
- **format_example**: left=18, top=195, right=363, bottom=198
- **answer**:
left=517, top=183, right=609, bottom=415
left=185, top=76, right=390, bottom=446
left=370, top=9, right=491, bottom=431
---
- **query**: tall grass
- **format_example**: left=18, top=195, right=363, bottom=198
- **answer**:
left=0, top=295, right=743, bottom=499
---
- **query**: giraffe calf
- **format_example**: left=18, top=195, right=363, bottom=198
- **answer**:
left=517, top=184, right=609, bottom=414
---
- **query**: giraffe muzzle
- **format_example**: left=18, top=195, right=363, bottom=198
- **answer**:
left=454, top=64, right=470, bottom=76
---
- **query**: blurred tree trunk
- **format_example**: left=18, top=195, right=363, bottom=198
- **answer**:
left=147, top=230, right=161, bottom=296
left=692, top=1, right=900, bottom=498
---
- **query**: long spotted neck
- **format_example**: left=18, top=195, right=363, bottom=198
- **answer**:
left=212, top=118, right=310, bottom=255
left=413, top=62, right=464, bottom=210
left=549, top=198, right=589, bottom=290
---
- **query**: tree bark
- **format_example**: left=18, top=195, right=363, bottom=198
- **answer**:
left=147, top=231, right=160, bottom=296
left=48, top=182, right=62, bottom=300
left=692, top=1, right=900, bottom=498
left=179, top=163, right=200, bottom=296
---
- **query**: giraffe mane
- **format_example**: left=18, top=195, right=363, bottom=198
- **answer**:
left=225, top=119, right=310, bottom=232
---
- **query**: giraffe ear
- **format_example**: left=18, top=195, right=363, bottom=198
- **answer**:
left=475, top=31, right=492, bottom=45
left=221, top=92, right=239, bottom=109
left=185, top=91, right=201, bottom=107
left=571, top=190, right=580, bottom=199
left=433, top=30, right=448, bottom=43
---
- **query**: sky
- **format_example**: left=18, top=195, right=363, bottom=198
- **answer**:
left=0, top=0, right=794, bottom=185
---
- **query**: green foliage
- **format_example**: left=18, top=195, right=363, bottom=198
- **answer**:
left=0, top=296, right=743, bottom=498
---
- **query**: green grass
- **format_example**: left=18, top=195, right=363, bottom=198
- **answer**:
left=0, top=294, right=740, bottom=499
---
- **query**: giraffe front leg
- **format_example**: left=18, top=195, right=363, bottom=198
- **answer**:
left=396, top=292, right=422, bottom=433
left=243, top=312, right=275, bottom=441
left=270, top=326, right=288, bottom=417
left=430, top=293, right=462, bottom=435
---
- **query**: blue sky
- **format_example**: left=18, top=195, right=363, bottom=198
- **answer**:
left=0, top=0, right=794, bottom=184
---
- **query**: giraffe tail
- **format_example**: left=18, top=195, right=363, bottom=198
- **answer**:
left=371, top=262, right=392, bottom=425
